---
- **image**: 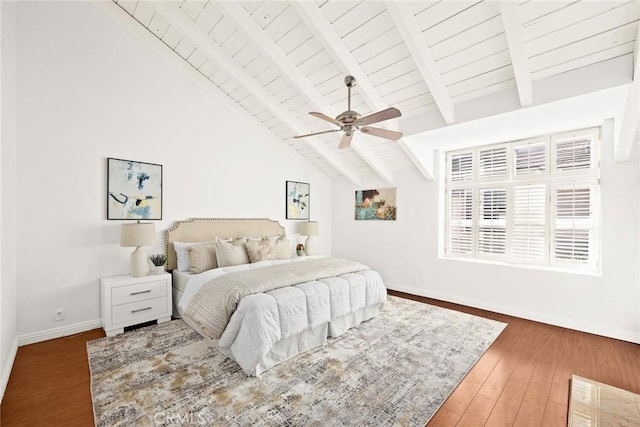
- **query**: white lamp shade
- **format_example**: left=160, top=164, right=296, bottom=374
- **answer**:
left=299, top=221, right=319, bottom=236
left=120, top=223, right=157, bottom=247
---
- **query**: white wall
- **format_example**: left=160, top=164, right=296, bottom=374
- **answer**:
left=5, top=0, right=638, bottom=373
left=1, top=1, right=18, bottom=400
left=12, top=1, right=332, bottom=343
left=333, top=99, right=640, bottom=343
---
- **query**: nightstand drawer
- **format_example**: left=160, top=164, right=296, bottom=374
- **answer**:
left=111, top=280, right=167, bottom=306
left=112, top=296, right=168, bottom=325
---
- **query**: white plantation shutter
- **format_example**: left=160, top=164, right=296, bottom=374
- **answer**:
left=515, top=140, right=547, bottom=176
left=444, top=127, right=599, bottom=273
left=552, top=183, right=595, bottom=266
left=477, top=187, right=507, bottom=255
left=554, top=132, right=594, bottom=172
left=513, top=184, right=547, bottom=261
left=448, top=189, right=473, bottom=254
left=449, top=151, right=473, bottom=182
left=479, top=146, right=507, bottom=179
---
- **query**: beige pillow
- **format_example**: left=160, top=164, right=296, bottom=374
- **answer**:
left=215, top=237, right=250, bottom=267
left=187, top=243, right=218, bottom=274
left=245, top=238, right=277, bottom=263
left=174, top=240, right=217, bottom=272
left=274, top=234, right=291, bottom=259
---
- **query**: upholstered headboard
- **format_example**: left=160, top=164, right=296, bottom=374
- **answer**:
left=165, top=218, right=285, bottom=271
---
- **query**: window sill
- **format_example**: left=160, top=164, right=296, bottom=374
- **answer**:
left=439, top=255, right=601, bottom=277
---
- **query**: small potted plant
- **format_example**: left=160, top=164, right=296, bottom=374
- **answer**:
left=149, top=254, right=167, bottom=274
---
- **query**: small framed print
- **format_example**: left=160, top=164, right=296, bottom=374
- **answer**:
left=355, top=188, right=397, bottom=221
left=286, top=181, right=310, bottom=220
left=107, top=158, right=162, bottom=220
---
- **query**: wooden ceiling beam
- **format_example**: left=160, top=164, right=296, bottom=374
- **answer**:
left=215, top=2, right=335, bottom=119
left=291, top=1, right=387, bottom=117
left=499, top=1, right=533, bottom=107
left=152, top=2, right=362, bottom=184
left=385, top=2, right=455, bottom=125
left=94, top=1, right=320, bottom=171
left=217, top=1, right=394, bottom=184
left=292, top=1, right=432, bottom=181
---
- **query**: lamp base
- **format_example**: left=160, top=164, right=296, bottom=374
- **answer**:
left=304, top=236, right=317, bottom=256
left=130, top=246, right=149, bottom=277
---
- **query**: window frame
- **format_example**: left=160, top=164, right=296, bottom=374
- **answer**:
left=444, top=127, right=600, bottom=274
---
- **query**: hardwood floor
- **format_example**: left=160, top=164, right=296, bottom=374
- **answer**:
left=394, top=291, right=640, bottom=426
left=2, top=292, right=639, bottom=426
left=1, top=328, right=105, bottom=426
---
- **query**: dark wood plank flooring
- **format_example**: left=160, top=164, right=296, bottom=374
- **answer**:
left=2, top=291, right=639, bottom=426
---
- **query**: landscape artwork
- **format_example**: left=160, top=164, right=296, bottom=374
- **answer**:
left=355, top=188, right=397, bottom=221
left=286, top=181, right=310, bottom=220
left=107, top=158, right=162, bottom=220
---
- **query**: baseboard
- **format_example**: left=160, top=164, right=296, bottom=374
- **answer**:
left=1, top=337, right=18, bottom=403
left=387, top=283, right=640, bottom=344
left=17, top=319, right=103, bottom=346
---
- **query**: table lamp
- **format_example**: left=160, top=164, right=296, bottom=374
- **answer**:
left=120, top=222, right=157, bottom=277
left=299, top=221, right=319, bottom=256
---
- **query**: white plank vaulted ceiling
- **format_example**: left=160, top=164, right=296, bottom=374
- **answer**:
left=104, top=0, right=640, bottom=184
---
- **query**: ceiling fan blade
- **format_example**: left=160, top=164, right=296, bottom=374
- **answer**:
left=358, top=107, right=402, bottom=126
left=338, top=132, right=354, bottom=149
left=361, top=126, right=403, bottom=141
left=294, top=129, right=341, bottom=139
left=309, top=112, right=342, bottom=127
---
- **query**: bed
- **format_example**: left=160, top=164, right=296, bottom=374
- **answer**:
left=165, top=218, right=387, bottom=376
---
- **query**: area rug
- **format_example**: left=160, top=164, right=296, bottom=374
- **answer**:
left=87, top=296, right=506, bottom=426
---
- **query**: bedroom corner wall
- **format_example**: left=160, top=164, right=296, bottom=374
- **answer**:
left=1, top=1, right=18, bottom=400
left=332, top=94, right=640, bottom=344
left=13, top=2, right=332, bottom=344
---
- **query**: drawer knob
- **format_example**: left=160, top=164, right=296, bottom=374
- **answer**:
left=131, top=307, right=152, bottom=313
left=130, top=290, right=151, bottom=296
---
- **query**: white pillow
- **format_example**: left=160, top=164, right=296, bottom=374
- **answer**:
left=215, top=237, right=250, bottom=267
left=173, top=242, right=193, bottom=272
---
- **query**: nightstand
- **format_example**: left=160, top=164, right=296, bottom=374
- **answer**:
left=100, top=273, right=172, bottom=337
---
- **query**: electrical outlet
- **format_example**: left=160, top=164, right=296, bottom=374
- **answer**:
left=54, top=308, right=64, bottom=321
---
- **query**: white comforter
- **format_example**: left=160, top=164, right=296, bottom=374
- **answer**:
left=177, top=256, right=325, bottom=314
left=178, top=257, right=386, bottom=376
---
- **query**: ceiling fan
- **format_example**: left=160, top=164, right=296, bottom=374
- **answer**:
left=294, top=75, right=403, bottom=149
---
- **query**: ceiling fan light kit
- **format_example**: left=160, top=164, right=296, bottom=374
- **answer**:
left=295, top=75, right=403, bottom=149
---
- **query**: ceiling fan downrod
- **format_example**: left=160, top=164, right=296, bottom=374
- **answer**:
left=345, top=75, right=356, bottom=111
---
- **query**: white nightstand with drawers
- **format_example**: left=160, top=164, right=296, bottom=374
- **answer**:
left=100, top=273, right=172, bottom=337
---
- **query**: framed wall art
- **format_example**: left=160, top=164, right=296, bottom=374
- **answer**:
left=286, top=180, right=310, bottom=220
left=107, top=158, right=162, bottom=220
left=355, top=188, right=397, bottom=221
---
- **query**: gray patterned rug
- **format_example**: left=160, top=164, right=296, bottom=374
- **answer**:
left=87, top=296, right=506, bottom=426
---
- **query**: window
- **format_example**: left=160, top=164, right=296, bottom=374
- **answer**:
left=445, top=127, right=600, bottom=273
left=448, top=189, right=473, bottom=254
left=477, top=187, right=507, bottom=255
